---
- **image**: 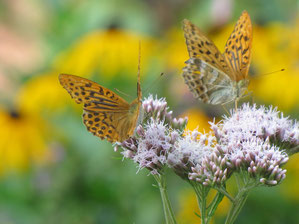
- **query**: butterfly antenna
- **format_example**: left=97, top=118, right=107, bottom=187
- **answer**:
left=143, top=72, right=165, bottom=95
left=114, top=88, right=130, bottom=97
left=221, top=104, right=230, bottom=116
left=252, top=68, right=285, bottom=79
left=234, top=99, right=238, bottom=111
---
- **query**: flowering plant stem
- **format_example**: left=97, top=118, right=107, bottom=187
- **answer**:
left=224, top=174, right=257, bottom=224
left=288, top=145, right=299, bottom=155
left=224, top=188, right=250, bottom=224
left=154, top=174, right=177, bottom=224
left=206, top=191, right=224, bottom=223
left=193, top=184, right=209, bottom=224
left=191, top=182, right=224, bottom=224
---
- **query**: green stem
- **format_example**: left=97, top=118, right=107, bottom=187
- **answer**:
left=206, top=191, right=224, bottom=224
left=224, top=188, right=250, bottom=224
left=224, top=174, right=258, bottom=224
left=214, top=186, right=234, bottom=202
left=191, top=183, right=210, bottom=224
left=288, top=145, right=299, bottom=155
left=154, top=174, right=177, bottom=224
left=234, top=173, right=241, bottom=190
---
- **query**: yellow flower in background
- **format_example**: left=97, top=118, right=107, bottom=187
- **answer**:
left=213, top=196, right=230, bottom=218
left=161, top=28, right=189, bottom=71
left=288, top=18, right=299, bottom=60
left=183, top=108, right=211, bottom=133
left=0, top=107, right=51, bottom=175
left=18, top=29, right=157, bottom=115
left=251, top=69, right=299, bottom=111
left=177, top=189, right=201, bottom=224
left=17, top=73, right=77, bottom=115
left=250, top=23, right=299, bottom=111
left=54, top=29, right=156, bottom=80
left=281, top=153, right=299, bottom=201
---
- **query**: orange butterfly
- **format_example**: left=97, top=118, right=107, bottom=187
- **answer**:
left=182, top=11, right=252, bottom=105
left=59, top=65, right=142, bottom=143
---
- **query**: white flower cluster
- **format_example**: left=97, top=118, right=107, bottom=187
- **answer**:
left=211, top=104, right=299, bottom=151
left=167, top=130, right=216, bottom=180
left=132, top=120, right=179, bottom=174
left=202, top=137, right=288, bottom=186
left=118, top=100, right=298, bottom=185
left=142, top=95, right=188, bottom=130
left=170, top=104, right=297, bottom=187
left=117, top=96, right=186, bottom=174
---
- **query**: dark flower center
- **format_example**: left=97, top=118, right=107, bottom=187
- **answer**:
left=9, top=110, right=20, bottom=119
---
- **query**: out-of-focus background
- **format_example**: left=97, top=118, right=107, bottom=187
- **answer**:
left=0, top=0, right=299, bottom=223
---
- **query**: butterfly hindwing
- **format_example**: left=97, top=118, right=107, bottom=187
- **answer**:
left=82, top=110, right=137, bottom=143
left=224, top=11, right=252, bottom=81
left=183, top=58, right=235, bottom=105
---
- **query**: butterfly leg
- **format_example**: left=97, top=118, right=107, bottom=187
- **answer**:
left=221, top=98, right=235, bottom=111
left=244, top=91, right=254, bottom=104
left=242, top=91, right=254, bottom=104
left=234, top=98, right=239, bottom=111
left=238, top=91, right=253, bottom=104
left=221, top=104, right=230, bottom=115
left=240, top=91, right=253, bottom=100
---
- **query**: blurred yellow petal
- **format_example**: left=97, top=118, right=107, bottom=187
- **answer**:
left=214, top=196, right=230, bottom=217
left=281, top=154, right=299, bottom=201
left=0, top=108, right=50, bottom=175
left=177, top=189, right=202, bottom=224
left=54, top=29, right=156, bottom=80
left=17, top=73, right=79, bottom=115
left=161, top=28, right=189, bottom=70
left=250, top=23, right=299, bottom=111
left=183, top=109, right=211, bottom=133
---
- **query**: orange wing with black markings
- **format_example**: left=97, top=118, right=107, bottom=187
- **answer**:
left=223, top=11, right=252, bottom=81
left=59, top=74, right=142, bottom=143
left=182, top=11, right=252, bottom=105
left=183, top=19, right=234, bottom=78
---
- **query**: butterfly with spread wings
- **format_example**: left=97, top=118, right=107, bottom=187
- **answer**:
left=182, top=10, right=252, bottom=105
left=59, top=69, right=142, bottom=143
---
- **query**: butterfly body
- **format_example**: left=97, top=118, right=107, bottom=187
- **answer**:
left=59, top=74, right=142, bottom=143
left=182, top=11, right=252, bottom=105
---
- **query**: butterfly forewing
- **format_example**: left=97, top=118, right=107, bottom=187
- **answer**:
left=183, top=19, right=234, bottom=77
left=59, top=74, right=141, bottom=143
left=224, top=11, right=252, bottom=81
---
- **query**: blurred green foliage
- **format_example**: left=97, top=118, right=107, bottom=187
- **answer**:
left=0, top=0, right=298, bottom=223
